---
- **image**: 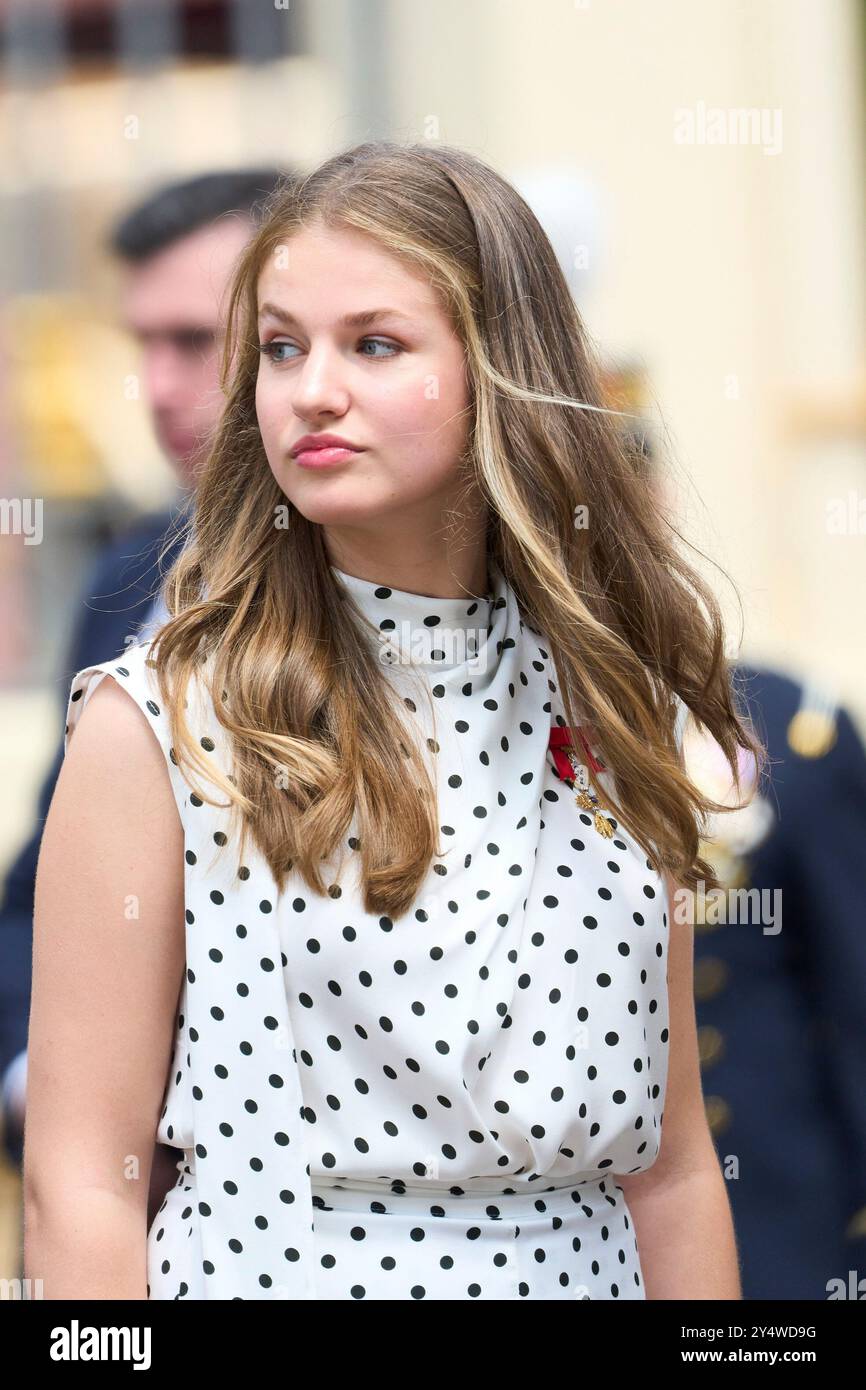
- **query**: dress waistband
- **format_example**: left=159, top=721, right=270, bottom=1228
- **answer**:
left=309, top=1172, right=608, bottom=1198
left=175, top=1150, right=609, bottom=1199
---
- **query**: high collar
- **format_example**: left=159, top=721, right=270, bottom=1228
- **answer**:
left=330, top=561, right=505, bottom=675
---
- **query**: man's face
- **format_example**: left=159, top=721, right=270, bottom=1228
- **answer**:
left=118, top=216, right=253, bottom=488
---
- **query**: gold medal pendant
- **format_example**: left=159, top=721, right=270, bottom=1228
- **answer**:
left=593, top=809, right=615, bottom=838
left=566, top=752, right=614, bottom=839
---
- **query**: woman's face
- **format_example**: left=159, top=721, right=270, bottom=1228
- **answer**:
left=255, top=221, right=475, bottom=548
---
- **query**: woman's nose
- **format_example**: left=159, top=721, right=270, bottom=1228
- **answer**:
left=291, top=345, right=350, bottom=415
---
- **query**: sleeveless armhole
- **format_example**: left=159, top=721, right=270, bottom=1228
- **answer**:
left=64, top=639, right=191, bottom=820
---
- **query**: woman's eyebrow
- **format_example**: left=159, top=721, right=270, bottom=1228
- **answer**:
left=257, top=303, right=415, bottom=328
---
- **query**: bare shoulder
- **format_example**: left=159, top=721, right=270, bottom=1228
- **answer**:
left=61, top=671, right=181, bottom=832
left=38, top=665, right=185, bottom=961
left=65, top=666, right=168, bottom=763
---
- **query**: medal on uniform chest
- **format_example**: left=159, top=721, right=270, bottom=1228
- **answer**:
left=548, top=725, right=615, bottom=839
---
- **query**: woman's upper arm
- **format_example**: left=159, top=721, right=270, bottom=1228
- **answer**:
left=25, top=674, right=185, bottom=1209
left=618, top=872, right=719, bottom=1200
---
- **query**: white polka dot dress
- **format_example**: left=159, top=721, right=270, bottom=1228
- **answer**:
left=64, top=559, right=674, bottom=1300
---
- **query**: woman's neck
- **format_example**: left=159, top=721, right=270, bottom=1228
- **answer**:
left=324, top=546, right=490, bottom=602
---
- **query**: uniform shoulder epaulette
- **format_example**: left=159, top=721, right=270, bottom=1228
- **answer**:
left=786, top=679, right=838, bottom=759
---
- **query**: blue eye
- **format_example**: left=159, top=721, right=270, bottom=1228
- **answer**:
left=358, top=337, right=401, bottom=358
left=257, top=341, right=298, bottom=363
left=257, top=336, right=402, bottom=363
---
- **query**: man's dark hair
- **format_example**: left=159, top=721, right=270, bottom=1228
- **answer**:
left=108, top=167, right=293, bottom=262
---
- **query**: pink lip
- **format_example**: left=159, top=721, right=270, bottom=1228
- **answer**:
left=291, top=432, right=360, bottom=453
left=295, top=446, right=360, bottom=468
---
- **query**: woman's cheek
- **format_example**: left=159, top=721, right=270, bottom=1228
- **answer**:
left=255, top=384, right=282, bottom=449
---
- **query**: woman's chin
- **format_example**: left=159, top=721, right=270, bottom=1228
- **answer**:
left=286, top=492, right=384, bottom=528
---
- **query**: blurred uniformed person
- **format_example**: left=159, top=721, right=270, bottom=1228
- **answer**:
left=685, top=666, right=866, bottom=1299
left=599, top=358, right=866, bottom=1299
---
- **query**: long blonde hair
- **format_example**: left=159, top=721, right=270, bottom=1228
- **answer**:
left=151, top=139, right=764, bottom=917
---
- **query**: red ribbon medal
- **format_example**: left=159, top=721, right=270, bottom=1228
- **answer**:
left=549, top=724, right=605, bottom=778
left=548, top=725, right=614, bottom=838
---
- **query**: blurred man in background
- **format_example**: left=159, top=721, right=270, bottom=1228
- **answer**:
left=0, top=166, right=290, bottom=1231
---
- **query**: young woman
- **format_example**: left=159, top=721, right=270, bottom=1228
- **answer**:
left=25, top=141, right=760, bottom=1301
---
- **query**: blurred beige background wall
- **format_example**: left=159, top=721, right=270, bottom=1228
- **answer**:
left=380, top=0, right=866, bottom=721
